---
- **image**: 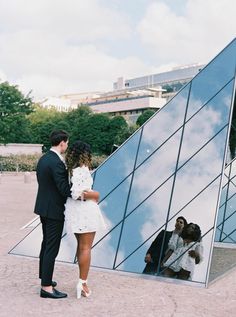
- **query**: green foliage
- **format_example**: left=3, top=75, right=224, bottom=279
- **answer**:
left=74, top=113, right=111, bottom=154
left=91, top=154, right=108, bottom=169
left=136, top=109, right=156, bottom=127
left=162, top=81, right=186, bottom=93
left=28, top=105, right=70, bottom=151
left=0, top=83, right=135, bottom=157
left=0, top=82, right=33, bottom=143
left=0, top=154, right=41, bottom=172
left=72, top=113, right=130, bottom=155
left=63, top=105, right=93, bottom=145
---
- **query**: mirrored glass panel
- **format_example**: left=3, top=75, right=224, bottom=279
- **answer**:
left=187, top=39, right=236, bottom=120
left=9, top=224, right=42, bottom=258
left=136, top=84, right=190, bottom=165
left=179, top=81, right=234, bottom=166
left=91, top=224, right=123, bottom=269
left=9, top=223, right=77, bottom=263
left=168, top=178, right=221, bottom=284
left=127, top=130, right=182, bottom=213
left=115, top=178, right=174, bottom=272
left=215, top=157, right=236, bottom=243
left=93, top=130, right=141, bottom=200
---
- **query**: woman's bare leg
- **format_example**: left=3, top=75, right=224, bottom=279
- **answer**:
left=75, top=232, right=95, bottom=293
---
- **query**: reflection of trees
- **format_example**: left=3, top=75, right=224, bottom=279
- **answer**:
left=229, top=92, right=236, bottom=160
left=162, top=81, right=187, bottom=93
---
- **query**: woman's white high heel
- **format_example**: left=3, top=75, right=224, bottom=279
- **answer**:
left=76, top=279, right=92, bottom=299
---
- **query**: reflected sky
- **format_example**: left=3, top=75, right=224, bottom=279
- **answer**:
left=93, top=129, right=141, bottom=200
left=179, top=81, right=234, bottom=165
left=127, top=130, right=182, bottom=213
left=136, top=84, right=189, bottom=166
left=187, top=39, right=236, bottom=120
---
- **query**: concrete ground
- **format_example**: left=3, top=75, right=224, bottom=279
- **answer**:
left=0, top=173, right=236, bottom=317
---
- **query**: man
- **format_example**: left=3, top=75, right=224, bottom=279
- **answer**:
left=143, top=216, right=187, bottom=275
left=35, top=130, right=100, bottom=299
left=34, top=130, right=71, bottom=299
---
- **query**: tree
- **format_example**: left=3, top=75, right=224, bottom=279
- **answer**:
left=0, top=82, right=33, bottom=143
left=28, top=105, right=69, bottom=151
left=70, top=113, right=129, bottom=155
left=136, top=109, right=156, bottom=127
left=108, top=116, right=129, bottom=149
left=63, top=105, right=93, bottom=144
left=75, top=113, right=111, bottom=154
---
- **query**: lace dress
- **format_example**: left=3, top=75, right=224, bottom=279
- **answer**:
left=163, top=237, right=203, bottom=278
left=64, top=165, right=106, bottom=233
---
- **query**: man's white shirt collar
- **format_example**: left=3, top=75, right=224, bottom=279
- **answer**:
left=50, top=148, right=64, bottom=162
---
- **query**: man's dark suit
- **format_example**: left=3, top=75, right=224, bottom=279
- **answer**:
left=34, top=150, right=71, bottom=286
left=143, top=230, right=173, bottom=275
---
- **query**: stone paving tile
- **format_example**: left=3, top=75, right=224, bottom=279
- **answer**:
left=0, top=173, right=236, bottom=317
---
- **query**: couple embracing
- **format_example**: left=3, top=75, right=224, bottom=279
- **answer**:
left=34, top=130, right=106, bottom=299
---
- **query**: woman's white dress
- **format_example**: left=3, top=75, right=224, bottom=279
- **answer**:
left=163, top=236, right=203, bottom=278
left=64, top=165, right=106, bottom=233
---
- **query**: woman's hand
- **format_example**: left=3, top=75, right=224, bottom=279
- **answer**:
left=188, top=250, right=200, bottom=264
left=83, top=190, right=100, bottom=203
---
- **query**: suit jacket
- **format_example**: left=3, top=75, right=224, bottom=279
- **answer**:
left=34, top=150, right=71, bottom=221
left=143, top=230, right=173, bottom=274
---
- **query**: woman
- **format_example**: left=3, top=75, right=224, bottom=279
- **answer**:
left=163, top=223, right=203, bottom=280
left=64, top=140, right=106, bottom=298
left=143, top=216, right=187, bottom=275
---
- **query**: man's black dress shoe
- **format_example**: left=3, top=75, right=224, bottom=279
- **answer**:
left=40, top=288, right=67, bottom=299
left=52, top=281, right=57, bottom=287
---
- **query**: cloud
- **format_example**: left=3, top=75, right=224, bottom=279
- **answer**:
left=0, top=0, right=150, bottom=99
left=0, top=69, right=7, bottom=82
left=1, top=0, right=235, bottom=99
left=138, top=0, right=236, bottom=66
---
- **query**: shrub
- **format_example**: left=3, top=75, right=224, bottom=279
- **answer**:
left=0, top=153, right=108, bottom=172
left=0, top=154, right=41, bottom=172
left=91, top=154, right=108, bottom=169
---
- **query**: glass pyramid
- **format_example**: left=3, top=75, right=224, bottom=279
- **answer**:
left=9, top=38, right=236, bottom=287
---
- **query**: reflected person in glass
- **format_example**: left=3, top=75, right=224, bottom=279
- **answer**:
left=143, top=216, right=187, bottom=275
left=162, top=223, right=203, bottom=280
left=64, top=141, right=106, bottom=298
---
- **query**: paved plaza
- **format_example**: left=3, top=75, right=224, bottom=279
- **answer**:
left=0, top=173, right=236, bottom=317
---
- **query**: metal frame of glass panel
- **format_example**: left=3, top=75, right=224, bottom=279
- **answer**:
left=216, top=156, right=236, bottom=244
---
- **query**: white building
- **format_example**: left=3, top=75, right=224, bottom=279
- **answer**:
left=39, top=64, right=204, bottom=123
left=84, top=87, right=166, bottom=124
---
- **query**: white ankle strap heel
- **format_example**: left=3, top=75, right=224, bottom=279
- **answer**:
left=76, top=279, right=92, bottom=299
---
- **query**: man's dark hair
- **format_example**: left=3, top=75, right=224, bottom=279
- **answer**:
left=49, top=130, right=69, bottom=146
left=177, top=216, right=188, bottom=227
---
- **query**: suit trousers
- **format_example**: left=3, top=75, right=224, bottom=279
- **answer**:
left=39, top=216, right=64, bottom=286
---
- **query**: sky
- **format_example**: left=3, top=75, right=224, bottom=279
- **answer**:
left=0, top=0, right=235, bottom=101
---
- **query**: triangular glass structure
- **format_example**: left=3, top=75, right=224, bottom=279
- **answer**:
left=9, top=38, right=236, bottom=287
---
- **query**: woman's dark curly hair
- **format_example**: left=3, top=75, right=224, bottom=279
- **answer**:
left=181, top=223, right=201, bottom=242
left=65, top=140, right=92, bottom=177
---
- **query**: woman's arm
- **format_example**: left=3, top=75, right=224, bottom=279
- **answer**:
left=83, top=190, right=99, bottom=203
left=188, top=243, right=203, bottom=264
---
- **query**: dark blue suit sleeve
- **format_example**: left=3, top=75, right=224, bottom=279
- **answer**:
left=51, top=160, right=71, bottom=198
